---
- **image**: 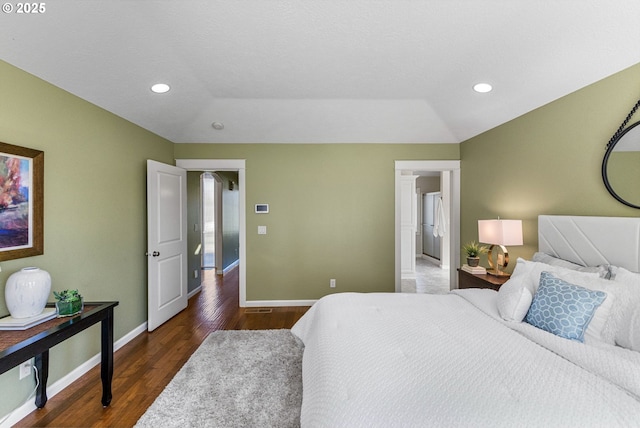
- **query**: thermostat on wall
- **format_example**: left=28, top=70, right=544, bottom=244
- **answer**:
left=255, top=204, right=269, bottom=214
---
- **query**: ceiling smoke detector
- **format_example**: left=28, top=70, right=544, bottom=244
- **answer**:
left=212, top=122, right=224, bottom=130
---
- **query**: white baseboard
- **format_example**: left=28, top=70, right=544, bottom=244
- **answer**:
left=0, top=321, right=148, bottom=428
left=222, top=259, right=239, bottom=275
left=244, top=299, right=316, bottom=307
left=187, top=285, right=202, bottom=299
left=422, top=254, right=443, bottom=266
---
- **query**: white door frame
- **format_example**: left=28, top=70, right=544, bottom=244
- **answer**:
left=177, top=159, right=247, bottom=307
left=395, top=160, right=460, bottom=292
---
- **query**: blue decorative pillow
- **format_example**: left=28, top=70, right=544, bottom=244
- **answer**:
left=525, top=271, right=607, bottom=342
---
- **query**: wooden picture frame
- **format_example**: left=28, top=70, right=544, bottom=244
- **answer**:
left=0, top=142, right=44, bottom=261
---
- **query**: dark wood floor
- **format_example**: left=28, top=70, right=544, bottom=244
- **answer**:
left=16, top=267, right=310, bottom=427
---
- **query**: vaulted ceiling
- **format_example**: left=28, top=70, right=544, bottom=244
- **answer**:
left=2, top=1, right=639, bottom=144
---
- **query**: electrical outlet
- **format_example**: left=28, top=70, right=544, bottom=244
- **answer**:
left=330, top=279, right=336, bottom=288
left=19, top=360, right=31, bottom=380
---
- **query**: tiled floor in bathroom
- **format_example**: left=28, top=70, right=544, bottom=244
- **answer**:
left=401, top=257, right=450, bottom=294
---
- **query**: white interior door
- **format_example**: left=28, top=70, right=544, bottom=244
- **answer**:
left=400, top=175, right=418, bottom=276
left=147, top=160, right=188, bottom=331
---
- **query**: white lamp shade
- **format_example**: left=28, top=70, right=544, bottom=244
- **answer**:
left=478, top=219, right=523, bottom=246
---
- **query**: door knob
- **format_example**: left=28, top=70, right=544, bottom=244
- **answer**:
left=152, top=251, right=160, bottom=257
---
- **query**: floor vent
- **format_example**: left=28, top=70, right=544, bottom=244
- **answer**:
left=244, top=308, right=273, bottom=314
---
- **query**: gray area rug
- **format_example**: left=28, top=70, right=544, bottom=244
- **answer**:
left=135, top=329, right=304, bottom=428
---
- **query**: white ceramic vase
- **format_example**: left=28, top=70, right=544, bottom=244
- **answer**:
left=5, top=267, right=52, bottom=319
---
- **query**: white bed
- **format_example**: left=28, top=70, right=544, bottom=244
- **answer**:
left=291, top=216, right=640, bottom=427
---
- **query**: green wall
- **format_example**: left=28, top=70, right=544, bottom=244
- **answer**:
left=0, top=60, right=174, bottom=417
left=460, top=62, right=640, bottom=271
left=174, top=144, right=459, bottom=301
left=186, top=171, right=202, bottom=293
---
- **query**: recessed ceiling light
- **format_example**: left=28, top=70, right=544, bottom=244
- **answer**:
left=473, top=83, right=493, bottom=93
left=151, top=83, right=170, bottom=94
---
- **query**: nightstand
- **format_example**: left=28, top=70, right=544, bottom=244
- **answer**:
left=458, top=268, right=509, bottom=291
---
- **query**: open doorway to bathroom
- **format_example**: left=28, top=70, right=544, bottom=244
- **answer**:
left=405, top=174, right=449, bottom=293
left=395, top=160, right=461, bottom=294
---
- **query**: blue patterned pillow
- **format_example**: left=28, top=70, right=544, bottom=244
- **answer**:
left=525, top=271, right=607, bottom=342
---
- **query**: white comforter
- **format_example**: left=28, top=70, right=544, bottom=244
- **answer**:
left=291, top=291, right=640, bottom=428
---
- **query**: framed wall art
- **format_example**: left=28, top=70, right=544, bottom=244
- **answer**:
left=0, top=142, right=44, bottom=261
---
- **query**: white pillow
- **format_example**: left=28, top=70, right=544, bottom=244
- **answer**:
left=495, top=259, right=536, bottom=321
left=497, top=258, right=541, bottom=299
left=496, top=259, right=605, bottom=332
left=509, top=258, right=600, bottom=295
left=532, top=252, right=609, bottom=277
left=497, top=279, right=532, bottom=322
left=617, top=310, right=640, bottom=352
left=612, top=267, right=640, bottom=351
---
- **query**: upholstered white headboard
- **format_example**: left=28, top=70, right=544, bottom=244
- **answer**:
left=538, top=215, right=640, bottom=273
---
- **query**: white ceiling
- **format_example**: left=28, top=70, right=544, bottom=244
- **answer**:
left=1, top=1, right=639, bottom=144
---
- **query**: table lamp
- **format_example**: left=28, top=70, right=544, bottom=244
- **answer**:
left=478, top=219, right=523, bottom=277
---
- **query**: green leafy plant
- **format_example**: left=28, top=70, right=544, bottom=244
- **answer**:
left=462, top=241, right=488, bottom=258
left=54, top=289, right=83, bottom=317
left=53, top=289, right=82, bottom=303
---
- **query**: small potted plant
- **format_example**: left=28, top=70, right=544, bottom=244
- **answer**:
left=462, top=241, right=488, bottom=267
left=54, top=289, right=84, bottom=317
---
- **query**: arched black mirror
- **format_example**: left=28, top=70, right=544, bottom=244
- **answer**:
left=602, top=120, right=640, bottom=209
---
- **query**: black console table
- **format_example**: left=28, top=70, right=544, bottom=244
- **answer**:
left=0, top=301, right=119, bottom=408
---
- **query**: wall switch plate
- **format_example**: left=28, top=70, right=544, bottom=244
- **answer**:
left=19, top=361, right=31, bottom=380
left=193, top=269, right=199, bottom=279
left=330, top=279, right=336, bottom=288
left=258, top=226, right=267, bottom=235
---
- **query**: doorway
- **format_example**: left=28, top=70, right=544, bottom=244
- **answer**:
left=394, top=160, right=460, bottom=293
left=177, top=159, right=248, bottom=306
